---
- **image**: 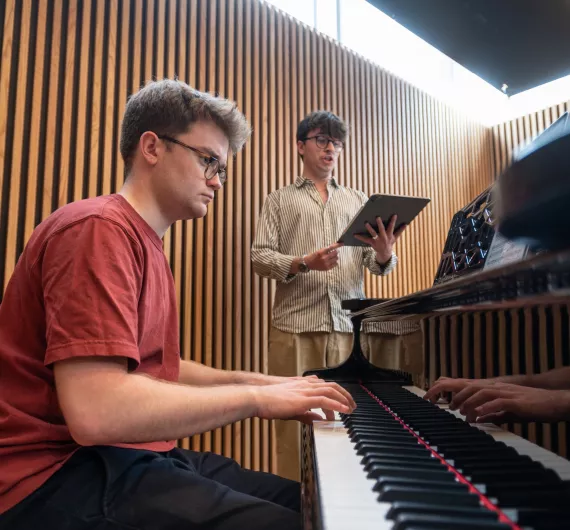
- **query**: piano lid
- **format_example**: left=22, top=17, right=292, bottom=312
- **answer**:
left=497, top=111, right=570, bottom=251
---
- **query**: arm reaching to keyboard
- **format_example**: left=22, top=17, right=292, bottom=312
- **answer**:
left=178, top=358, right=325, bottom=387
left=55, top=357, right=357, bottom=446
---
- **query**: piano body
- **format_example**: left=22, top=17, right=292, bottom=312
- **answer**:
left=301, top=114, right=570, bottom=530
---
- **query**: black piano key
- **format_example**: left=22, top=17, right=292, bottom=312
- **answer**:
left=344, top=418, right=405, bottom=428
left=368, top=464, right=457, bottom=481
left=378, top=486, right=481, bottom=506
left=352, top=433, right=422, bottom=445
left=347, top=425, right=409, bottom=435
left=363, top=456, right=443, bottom=473
left=496, top=488, right=570, bottom=509
left=478, top=482, right=566, bottom=503
left=386, top=501, right=498, bottom=521
left=392, top=513, right=512, bottom=530
left=452, top=452, right=530, bottom=464
left=439, top=446, right=518, bottom=459
left=373, top=476, right=469, bottom=493
left=404, top=419, right=466, bottom=428
left=520, top=523, right=570, bottom=530
left=467, top=467, right=558, bottom=483
left=361, top=451, right=435, bottom=466
left=456, top=455, right=535, bottom=472
left=514, top=507, right=570, bottom=529
left=423, top=428, right=491, bottom=437
left=367, top=461, right=452, bottom=480
left=350, top=433, right=417, bottom=444
left=430, top=440, right=502, bottom=451
left=344, top=410, right=395, bottom=417
left=398, top=410, right=461, bottom=417
left=355, top=442, right=426, bottom=456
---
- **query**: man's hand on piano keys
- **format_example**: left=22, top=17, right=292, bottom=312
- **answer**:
left=425, top=377, right=570, bottom=423
left=250, top=378, right=356, bottom=425
left=424, top=376, right=476, bottom=404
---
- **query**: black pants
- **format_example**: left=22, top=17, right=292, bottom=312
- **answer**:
left=0, top=446, right=302, bottom=530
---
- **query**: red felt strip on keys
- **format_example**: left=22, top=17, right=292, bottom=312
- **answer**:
left=361, top=385, right=522, bottom=530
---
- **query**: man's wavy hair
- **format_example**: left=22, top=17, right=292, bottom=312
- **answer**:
left=120, top=79, right=252, bottom=174
left=296, top=111, right=348, bottom=144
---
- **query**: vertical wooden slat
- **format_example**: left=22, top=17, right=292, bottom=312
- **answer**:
left=0, top=0, right=16, bottom=221
left=222, top=0, right=235, bottom=462
left=524, top=309, right=537, bottom=444
left=212, top=0, right=226, bottom=462
left=158, top=0, right=172, bottom=270
left=86, top=0, right=104, bottom=200
left=231, top=0, right=244, bottom=466
left=23, top=0, right=47, bottom=243
left=177, top=0, right=191, bottom=453
left=553, top=306, right=567, bottom=457
left=251, top=0, right=261, bottom=472
left=3, top=0, right=30, bottom=285
left=73, top=0, right=91, bottom=203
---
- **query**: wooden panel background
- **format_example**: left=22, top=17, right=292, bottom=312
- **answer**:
left=0, top=0, right=494, bottom=472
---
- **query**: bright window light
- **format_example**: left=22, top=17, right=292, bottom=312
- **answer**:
left=315, top=0, right=338, bottom=41
left=338, top=0, right=506, bottom=125
left=503, top=74, right=570, bottom=123
left=261, top=0, right=569, bottom=127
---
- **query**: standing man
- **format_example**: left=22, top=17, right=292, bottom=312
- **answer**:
left=0, top=81, right=355, bottom=530
left=252, top=111, right=406, bottom=480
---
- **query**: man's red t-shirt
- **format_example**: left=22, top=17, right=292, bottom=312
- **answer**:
left=0, top=194, right=181, bottom=514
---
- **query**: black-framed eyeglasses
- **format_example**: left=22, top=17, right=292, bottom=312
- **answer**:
left=303, top=135, right=344, bottom=152
left=157, top=135, right=227, bottom=185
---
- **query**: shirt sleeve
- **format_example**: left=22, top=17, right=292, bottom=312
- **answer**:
left=251, top=194, right=298, bottom=283
left=41, top=216, right=144, bottom=368
left=364, top=248, right=398, bottom=276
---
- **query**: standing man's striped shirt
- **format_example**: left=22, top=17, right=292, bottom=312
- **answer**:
left=252, top=175, right=398, bottom=334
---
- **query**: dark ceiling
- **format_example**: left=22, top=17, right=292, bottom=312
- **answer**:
left=365, top=0, right=570, bottom=96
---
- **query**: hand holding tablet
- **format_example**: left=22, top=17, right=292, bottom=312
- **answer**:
left=353, top=214, right=407, bottom=264
left=338, top=194, right=431, bottom=247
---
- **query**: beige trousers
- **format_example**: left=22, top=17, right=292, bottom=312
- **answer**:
left=362, top=329, right=425, bottom=388
left=267, top=327, right=353, bottom=481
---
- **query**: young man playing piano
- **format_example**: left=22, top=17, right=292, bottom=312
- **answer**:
left=251, top=111, right=416, bottom=481
left=425, top=367, right=570, bottom=424
left=0, top=80, right=356, bottom=530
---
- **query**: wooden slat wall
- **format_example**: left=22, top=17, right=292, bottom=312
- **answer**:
left=424, top=305, right=570, bottom=458
left=0, top=0, right=494, bottom=472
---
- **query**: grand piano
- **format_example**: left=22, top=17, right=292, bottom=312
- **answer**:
left=301, top=114, right=570, bottom=530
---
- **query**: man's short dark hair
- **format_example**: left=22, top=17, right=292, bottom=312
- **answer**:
left=120, top=79, right=252, bottom=174
left=296, top=111, right=348, bottom=143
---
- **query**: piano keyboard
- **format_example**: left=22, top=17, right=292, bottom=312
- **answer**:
left=307, top=384, right=570, bottom=530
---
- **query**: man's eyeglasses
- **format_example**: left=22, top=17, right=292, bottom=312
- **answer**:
left=157, top=135, right=227, bottom=185
left=303, top=135, right=344, bottom=152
